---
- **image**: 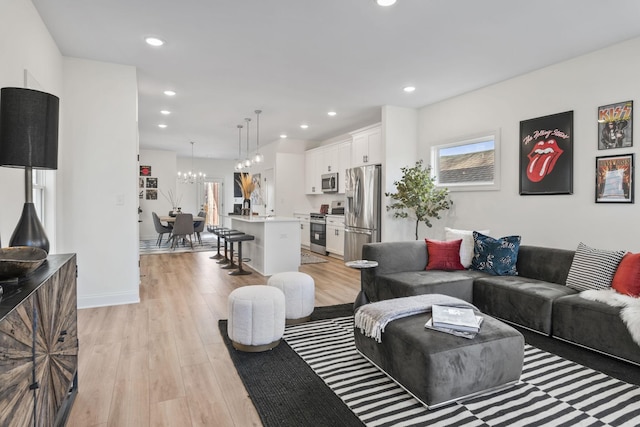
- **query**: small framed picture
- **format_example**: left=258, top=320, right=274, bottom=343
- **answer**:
left=140, top=165, right=152, bottom=176
left=598, top=101, right=633, bottom=150
left=146, top=177, right=158, bottom=188
left=596, top=154, right=634, bottom=203
left=146, top=189, right=158, bottom=200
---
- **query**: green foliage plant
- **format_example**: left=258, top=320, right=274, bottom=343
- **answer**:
left=385, top=160, right=452, bottom=240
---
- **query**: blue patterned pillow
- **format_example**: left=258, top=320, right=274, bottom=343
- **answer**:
left=471, top=232, right=521, bottom=276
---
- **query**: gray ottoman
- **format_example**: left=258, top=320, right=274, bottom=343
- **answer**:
left=354, top=311, right=524, bottom=408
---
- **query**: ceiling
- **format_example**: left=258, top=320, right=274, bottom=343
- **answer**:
left=32, top=0, right=640, bottom=160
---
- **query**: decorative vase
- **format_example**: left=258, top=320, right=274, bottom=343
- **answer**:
left=242, top=198, right=251, bottom=216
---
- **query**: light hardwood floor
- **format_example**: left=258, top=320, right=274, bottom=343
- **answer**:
left=67, top=249, right=360, bottom=427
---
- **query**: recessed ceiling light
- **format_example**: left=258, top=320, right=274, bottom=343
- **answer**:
left=160, top=110, right=171, bottom=115
left=158, top=124, right=167, bottom=128
left=164, top=90, right=176, bottom=96
left=300, top=124, right=309, bottom=129
left=376, top=0, right=396, bottom=6
left=403, top=86, right=416, bottom=93
left=328, top=111, right=337, bottom=116
left=145, top=37, right=165, bottom=47
left=280, top=134, right=288, bottom=139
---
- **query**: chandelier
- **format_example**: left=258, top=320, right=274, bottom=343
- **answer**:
left=178, top=141, right=206, bottom=183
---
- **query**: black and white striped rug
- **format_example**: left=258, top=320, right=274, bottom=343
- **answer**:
left=283, top=316, right=640, bottom=427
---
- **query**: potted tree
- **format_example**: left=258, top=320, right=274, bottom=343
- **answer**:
left=386, top=160, right=452, bottom=240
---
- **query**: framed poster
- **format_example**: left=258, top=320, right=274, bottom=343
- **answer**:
left=146, top=177, right=158, bottom=188
left=519, top=111, right=573, bottom=195
left=596, top=154, right=634, bottom=203
left=598, top=100, right=633, bottom=150
left=140, top=165, right=152, bottom=176
left=146, top=189, right=158, bottom=200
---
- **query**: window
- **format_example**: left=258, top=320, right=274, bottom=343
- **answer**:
left=431, top=131, right=500, bottom=191
left=32, top=169, right=46, bottom=220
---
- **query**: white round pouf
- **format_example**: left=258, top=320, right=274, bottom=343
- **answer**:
left=227, top=285, right=285, bottom=352
left=267, top=272, right=315, bottom=324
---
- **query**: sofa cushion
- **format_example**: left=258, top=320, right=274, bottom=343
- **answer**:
left=445, top=227, right=490, bottom=268
left=370, top=270, right=486, bottom=303
left=471, top=232, right=521, bottom=276
left=473, top=276, right=577, bottom=335
left=612, top=252, right=640, bottom=297
left=516, top=245, right=575, bottom=284
left=565, top=242, right=626, bottom=292
left=425, top=239, right=464, bottom=271
left=552, top=294, right=640, bottom=365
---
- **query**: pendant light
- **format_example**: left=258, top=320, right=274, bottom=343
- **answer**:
left=178, top=141, right=205, bottom=183
left=235, top=124, right=244, bottom=171
left=253, top=109, right=264, bottom=164
left=243, top=117, right=252, bottom=168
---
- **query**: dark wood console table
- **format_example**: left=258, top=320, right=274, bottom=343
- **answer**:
left=0, top=254, right=78, bottom=426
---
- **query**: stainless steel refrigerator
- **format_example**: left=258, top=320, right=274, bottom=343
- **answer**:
left=344, top=164, right=381, bottom=262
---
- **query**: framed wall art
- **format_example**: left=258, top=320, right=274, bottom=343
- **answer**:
left=146, top=189, right=158, bottom=200
left=598, top=100, right=633, bottom=150
left=140, top=165, right=152, bottom=176
left=146, top=177, right=158, bottom=188
left=519, top=111, right=574, bottom=195
left=596, top=153, right=634, bottom=203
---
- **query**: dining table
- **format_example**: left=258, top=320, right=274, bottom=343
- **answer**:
left=159, top=215, right=206, bottom=223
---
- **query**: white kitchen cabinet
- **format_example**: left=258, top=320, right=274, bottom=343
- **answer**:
left=294, top=213, right=310, bottom=248
left=326, top=215, right=344, bottom=257
left=304, top=148, right=322, bottom=194
left=351, top=124, right=382, bottom=167
left=305, top=140, right=351, bottom=194
left=337, top=141, right=351, bottom=194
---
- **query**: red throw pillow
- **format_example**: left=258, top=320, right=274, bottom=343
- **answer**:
left=612, top=252, right=640, bottom=297
left=425, top=239, right=465, bottom=271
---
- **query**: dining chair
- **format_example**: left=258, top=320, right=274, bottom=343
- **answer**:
left=194, top=210, right=205, bottom=244
left=152, top=212, right=173, bottom=246
left=170, top=213, right=194, bottom=249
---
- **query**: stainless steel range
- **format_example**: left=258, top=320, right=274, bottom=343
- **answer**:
left=310, top=201, right=345, bottom=255
left=309, top=212, right=326, bottom=255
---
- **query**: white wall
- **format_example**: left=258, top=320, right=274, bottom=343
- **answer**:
left=381, top=106, right=418, bottom=242
left=417, top=37, right=640, bottom=252
left=0, top=0, right=62, bottom=248
left=59, top=57, right=139, bottom=307
left=138, top=149, right=177, bottom=239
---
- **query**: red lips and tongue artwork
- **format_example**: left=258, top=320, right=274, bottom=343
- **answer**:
left=519, top=111, right=574, bottom=195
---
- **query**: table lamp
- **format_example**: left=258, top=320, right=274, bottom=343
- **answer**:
left=0, top=87, right=59, bottom=254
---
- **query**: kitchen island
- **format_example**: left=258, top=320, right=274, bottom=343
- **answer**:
left=229, top=215, right=301, bottom=276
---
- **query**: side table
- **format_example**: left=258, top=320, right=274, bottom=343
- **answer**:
left=345, top=259, right=378, bottom=311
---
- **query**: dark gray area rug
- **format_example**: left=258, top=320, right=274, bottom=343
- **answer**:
left=219, top=304, right=363, bottom=427
left=220, top=304, right=640, bottom=427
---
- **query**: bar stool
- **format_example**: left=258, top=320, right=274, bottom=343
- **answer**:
left=208, top=226, right=227, bottom=260
left=226, top=234, right=255, bottom=276
left=218, top=230, right=245, bottom=268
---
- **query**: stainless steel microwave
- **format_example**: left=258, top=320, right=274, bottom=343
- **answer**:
left=321, top=173, right=338, bottom=193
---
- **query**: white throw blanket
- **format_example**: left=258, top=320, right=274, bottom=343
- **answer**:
left=580, top=289, right=640, bottom=346
left=354, top=294, right=477, bottom=343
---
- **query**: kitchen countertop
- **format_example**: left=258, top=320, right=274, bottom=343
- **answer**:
left=228, top=215, right=299, bottom=223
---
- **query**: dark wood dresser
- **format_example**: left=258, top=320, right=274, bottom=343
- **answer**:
left=0, top=254, right=78, bottom=426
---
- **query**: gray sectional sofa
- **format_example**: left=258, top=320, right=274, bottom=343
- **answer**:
left=361, top=240, right=640, bottom=365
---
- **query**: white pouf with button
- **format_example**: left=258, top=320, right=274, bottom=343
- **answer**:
left=267, top=271, right=315, bottom=324
left=227, top=285, right=285, bottom=352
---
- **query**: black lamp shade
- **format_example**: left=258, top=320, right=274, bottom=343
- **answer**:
left=0, top=87, right=59, bottom=169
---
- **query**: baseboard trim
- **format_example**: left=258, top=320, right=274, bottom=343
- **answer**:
left=77, top=290, right=140, bottom=309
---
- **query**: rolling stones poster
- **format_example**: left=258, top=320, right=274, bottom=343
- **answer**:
left=598, top=100, right=633, bottom=150
left=519, top=111, right=573, bottom=195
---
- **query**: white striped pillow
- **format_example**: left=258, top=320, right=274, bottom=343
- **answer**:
left=565, top=242, right=626, bottom=292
